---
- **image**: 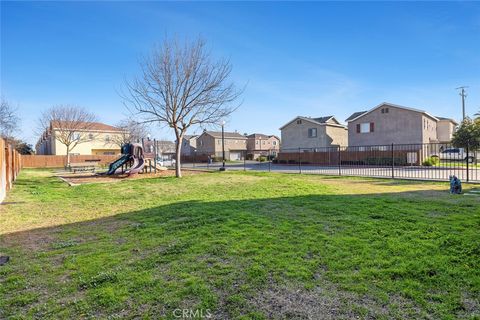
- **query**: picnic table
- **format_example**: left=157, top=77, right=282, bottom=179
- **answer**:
left=67, top=162, right=98, bottom=173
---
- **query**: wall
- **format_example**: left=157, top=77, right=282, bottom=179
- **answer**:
left=421, top=115, right=438, bottom=143
left=0, top=138, right=22, bottom=203
left=348, top=105, right=426, bottom=146
left=281, top=119, right=347, bottom=150
left=325, top=126, right=348, bottom=147
left=436, top=120, right=456, bottom=143
left=196, top=134, right=247, bottom=155
left=22, top=155, right=118, bottom=168
left=53, top=131, right=122, bottom=155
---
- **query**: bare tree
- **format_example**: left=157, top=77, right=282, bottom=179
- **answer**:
left=111, top=119, right=149, bottom=148
left=0, top=98, right=20, bottom=139
left=38, top=105, right=98, bottom=166
left=124, top=37, right=242, bottom=177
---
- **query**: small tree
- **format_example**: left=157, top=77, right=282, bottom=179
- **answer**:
left=452, top=117, right=480, bottom=150
left=38, top=105, right=98, bottom=166
left=0, top=98, right=19, bottom=139
left=111, top=119, right=148, bottom=148
left=124, top=37, right=242, bottom=177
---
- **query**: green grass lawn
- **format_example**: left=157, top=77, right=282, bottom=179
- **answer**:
left=0, top=169, right=479, bottom=319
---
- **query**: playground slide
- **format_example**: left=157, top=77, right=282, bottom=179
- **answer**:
left=126, top=157, right=145, bottom=175
left=107, top=154, right=130, bottom=175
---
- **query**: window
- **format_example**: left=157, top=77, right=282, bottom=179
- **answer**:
left=256, top=140, right=259, bottom=145
left=103, top=151, right=115, bottom=155
left=357, top=122, right=374, bottom=133
left=105, top=135, right=110, bottom=142
left=273, top=141, right=277, bottom=146
left=217, top=139, right=221, bottom=145
left=262, top=140, right=266, bottom=145
left=88, top=133, right=94, bottom=140
left=385, top=108, right=389, bottom=113
left=73, top=133, right=80, bottom=141
left=308, top=128, right=317, bottom=138
left=296, top=119, right=302, bottom=124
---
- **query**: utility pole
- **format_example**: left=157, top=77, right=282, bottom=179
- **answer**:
left=456, top=86, right=468, bottom=121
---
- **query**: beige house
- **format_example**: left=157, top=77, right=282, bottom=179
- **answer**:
left=346, top=102, right=457, bottom=146
left=196, top=131, right=247, bottom=160
left=180, top=135, right=198, bottom=156
left=246, top=134, right=280, bottom=159
left=436, top=117, right=458, bottom=143
left=279, top=116, right=348, bottom=151
left=36, top=121, right=125, bottom=156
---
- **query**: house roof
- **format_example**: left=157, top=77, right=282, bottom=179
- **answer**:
left=345, top=111, right=368, bottom=122
left=312, top=116, right=338, bottom=124
left=279, top=116, right=345, bottom=130
left=436, top=117, right=458, bottom=125
left=51, top=120, right=123, bottom=132
left=184, top=135, right=198, bottom=140
left=202, top=131, right=247, bottom=139
left=246, top=133, right=280, bottom=140
left=345, top=102, right=439, bottom=122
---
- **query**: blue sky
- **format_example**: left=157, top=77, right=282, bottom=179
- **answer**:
left=2, top=1, right=480, bottom=145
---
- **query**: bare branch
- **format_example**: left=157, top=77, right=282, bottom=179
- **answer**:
left=123, top=36, right=243, bottom=177
left=111, top=119, right=149, bottom=147
left=0, top=98, right=20, bottom=138
left=37, top=105, right=99, bottom=165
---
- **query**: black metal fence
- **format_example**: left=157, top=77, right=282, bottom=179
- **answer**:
left=180, top=143, right=480, bottom=183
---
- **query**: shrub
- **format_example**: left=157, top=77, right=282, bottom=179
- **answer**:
left=258, top=156, right=267, bottom=162
left=422, top=156, right=440, bottom=166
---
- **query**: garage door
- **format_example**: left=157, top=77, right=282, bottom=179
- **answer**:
left=229, top=152, right=241, bottom=161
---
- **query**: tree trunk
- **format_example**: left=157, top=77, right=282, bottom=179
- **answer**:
left=175, top=139, right=182, bottom=178
left=66, top=145, right=70, bottom=167
left=174, top=129, right=184, bottom=178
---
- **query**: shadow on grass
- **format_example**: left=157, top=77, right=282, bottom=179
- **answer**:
left=0, top=191, right=479, bottom=319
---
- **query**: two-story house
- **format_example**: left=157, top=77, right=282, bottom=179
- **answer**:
left=36, top=121, right=125, bottom=156
left=195, top=131, right=247, bottom=160
left=180, top=135, right=198, bottom=156
left=279, top=116, right=348, bottom=151
left=246, top=134, right=280, bottom=159
left=346, top=102, right=457, bottom=146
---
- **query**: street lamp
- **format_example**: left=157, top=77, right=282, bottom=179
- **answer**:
left=220, top=120, right=226, bottom=171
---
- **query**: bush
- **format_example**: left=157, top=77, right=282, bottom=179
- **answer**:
left=258, top=156, right=267, bottom=162
left=422, top=156, right=440, bottom=166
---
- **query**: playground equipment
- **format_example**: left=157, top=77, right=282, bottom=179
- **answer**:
left=106, top=143, right=145, bottom=175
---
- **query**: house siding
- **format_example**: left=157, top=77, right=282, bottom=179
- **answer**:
left=436, top=120, right=456, bottom=143
left=281, top=119, right=347, bottom=151
left=348, top=106, right=426, bottom=146
left=196, top=133, right=247, bottom=156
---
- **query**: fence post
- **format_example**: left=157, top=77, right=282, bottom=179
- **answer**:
left=338, top=146, right=341, bottom=176
left=298, top=148, right=302, bottom=174
left=466, top=145, right=470, bottom=182
left=391, top=143, right=395, bottom=179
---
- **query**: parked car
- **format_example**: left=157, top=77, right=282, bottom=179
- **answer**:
left=431, top=148, right=476, bottom=163
left=156, top=157, right=176, bottom=167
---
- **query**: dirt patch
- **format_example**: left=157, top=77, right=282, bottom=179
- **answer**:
left=250, top=282, right=424, bottom=319
left=57, top=169, right=208, bottom=185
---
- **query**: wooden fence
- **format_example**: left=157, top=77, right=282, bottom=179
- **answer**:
left=1, top=138, right=22, bottom=203
left=277, top=149, right=420, bottom=166
left=22, top=155, right=118, bottom=168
